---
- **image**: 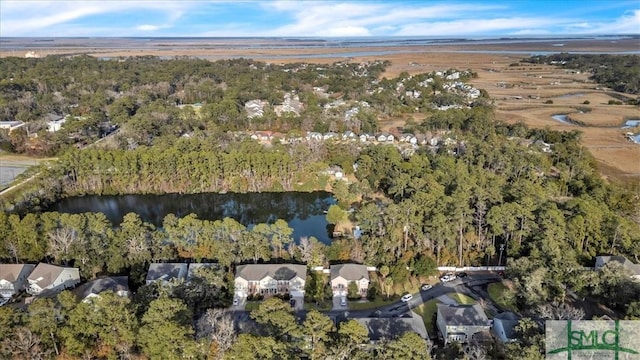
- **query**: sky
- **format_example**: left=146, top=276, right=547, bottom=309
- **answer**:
left=1, top=0, right=639, bottom=37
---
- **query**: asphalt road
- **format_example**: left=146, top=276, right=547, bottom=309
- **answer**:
left=328, top=272, right=502, bottom=320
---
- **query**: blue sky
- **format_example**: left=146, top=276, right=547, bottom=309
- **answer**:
left=1, top=0, right=638, bottom=37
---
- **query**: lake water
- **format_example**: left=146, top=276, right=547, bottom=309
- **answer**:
left=47, top=192, right=336, bottom=244
left=551, top=114, right=575, bottom=125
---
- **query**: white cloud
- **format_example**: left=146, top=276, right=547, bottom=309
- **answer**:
left=261, top=2, right=508, bottom=36
left=137, top=25, right=161, bottom=31
left=0, top=0, right=193, bottom=36
left=573, top=9, right=640, bottom=34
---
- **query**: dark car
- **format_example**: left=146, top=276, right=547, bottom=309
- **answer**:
left=289, top=299, right=296, bottom=307
left=456, top=272, right=468, bottom=278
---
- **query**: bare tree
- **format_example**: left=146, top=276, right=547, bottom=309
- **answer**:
left=536, top=301, right=585, bottom=320
left=47, top=227, right=77, bottom=264
left=196, top=308, right=236, bottom=360
left=1, top=327, right=51, bottom=360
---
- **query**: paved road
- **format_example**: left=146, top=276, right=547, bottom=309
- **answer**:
left=327, top=272, right=502, bottom=320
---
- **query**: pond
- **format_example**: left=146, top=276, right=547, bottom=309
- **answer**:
left=622, top=120, right=640, bottom=129
left=47, top=192, right=336, bottom=244
left=551, top=114, right=575, bottom=125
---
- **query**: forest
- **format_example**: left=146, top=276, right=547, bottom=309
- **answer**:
left=1, top=55, right=639, bottom=359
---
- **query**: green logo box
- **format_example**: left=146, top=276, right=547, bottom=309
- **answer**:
left=546, top=320, right=640, bottom=359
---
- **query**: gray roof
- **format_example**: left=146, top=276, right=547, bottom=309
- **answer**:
left=437, top=304, right=489, bottom=327
left=146, top=263, right=188, bottom=282
left=354, top=312, right=428, bottom=340
left=494, top=312, right=520, bottom=340
left=0, top=264, right=35, bottom=282
left=595, top=256, right=640, bottom=275
left=330, top=264, right=369, bottom=282
left=236, top=264, right=306, bottom=281
left=75, top=276, right=129, bottom=299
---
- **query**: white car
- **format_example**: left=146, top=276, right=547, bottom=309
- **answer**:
left=421, top=284, right=433, bottom=291
left=401, top=294, right=413, bottom=302
left=440, top=273, right=457, bottom=282
left=232, top=298, right=239, bottom=306
left=340, top=297, right=347, bottom=306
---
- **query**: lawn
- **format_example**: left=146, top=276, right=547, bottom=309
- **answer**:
left=413, top=299, right=440, bottom=334
left=348, top=297, right=397, bottom=311
left=447, top=293, right=477, bottom=305
left=488, top=282, right=518, bottom=312
left=303, top=301, right=333, bottom=311
left=244, top=301, right=261, bottom=312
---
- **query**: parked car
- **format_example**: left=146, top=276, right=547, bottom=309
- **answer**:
left=340, top=297, right=347, bottom=306
left=440, top=273, right=457, bottom=282
left=456, top=272, right=468, bottom=278
left=401, top=294, right=413, bottom=302
left=232, top=298, right=239, bottom=306
left=420, top=284, right=433, bottom=291
left=290, top=299, right=296, bottom=307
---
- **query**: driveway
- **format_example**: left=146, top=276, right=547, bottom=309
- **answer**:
left=332, top=295, right=348, bottom=311
left=232, top=295, right=246, bottom=311
left=291, top=296, right=304, bottom=311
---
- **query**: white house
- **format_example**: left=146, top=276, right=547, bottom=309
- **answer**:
left=0, top=121, right=26, bottom=133
left=27, top=263, right=80, bottom=296
left=234, top=264, right=306, bottom=298
left=330, top=263, right=370, bottom=297
left=437, top=303, right=491, bottom=344
left=0, top=264, right=35, bottom=300
left=45, top=113, right=66, bottom=132
left=146, top=263, right=188, bottom=286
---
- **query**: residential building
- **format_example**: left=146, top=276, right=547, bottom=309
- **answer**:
left=330, top=264, right=370, bottom=297
left=27, top=263, right=80, bottom=296
left=146, top=263, right=188, bottom=286
left=595, top=255, right=640, bottom=280
left=355, top=312, right=429, bottom=342
left=492, top=312, right=520, bottom=343
left=0, top=264, right=35, bottom=299
left=234, top=264, right=306, bottom=298
left=0, top=120, right=26, bottom=133
left=436, top=303, right=491, bottom=344
left=75, top=276, right=129, bottom=302
left=44, top=113, right=66, bottom=132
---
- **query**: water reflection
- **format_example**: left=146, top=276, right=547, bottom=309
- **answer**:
left=47, top=192, right=336, bottom=243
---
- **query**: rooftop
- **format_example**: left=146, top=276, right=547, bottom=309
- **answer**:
left=330, top=263, right=369, bottom=282
left=236, top=264, right=306, bottom=281
left=437, top=303, right=489, bottom=327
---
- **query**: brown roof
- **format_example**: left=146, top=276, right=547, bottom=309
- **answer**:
left=236, top=264, right=306, bottom=281
left=28, top=263, right=67, bottom=288
left=331, top=264, right=369, bottom=282
left=0, top=264, right=35, bottom=282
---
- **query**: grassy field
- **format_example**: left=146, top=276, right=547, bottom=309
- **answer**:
left=0, top=153, right=54, bottom=190
left=348, top=297, right=398, bottom=311
left=488, top=282, right=518, bottom=312
left=413, top=299, right=440, bottom=335
left=447, top=293, right=477, bottom=305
